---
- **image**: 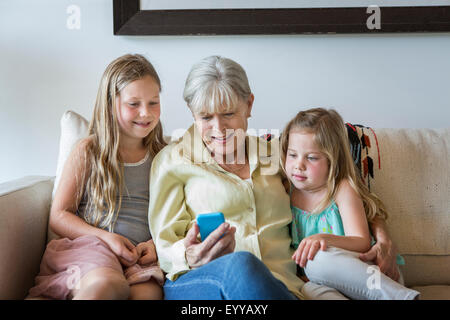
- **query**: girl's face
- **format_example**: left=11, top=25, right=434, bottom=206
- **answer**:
left=285, top=130, right=330, bottom=193
left=192, top=94, right=253, bottom=161
left=116, top=75, right=161, bottom=143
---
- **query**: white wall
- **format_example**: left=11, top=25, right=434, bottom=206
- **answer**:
left=1, top=0, right=450, bottom=183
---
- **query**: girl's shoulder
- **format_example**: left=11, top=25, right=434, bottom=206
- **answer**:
left=334, top=178, right=360, bottom=205
left=79, top=134, right=95, bottom=148
left=69, top=135, right=95, bottom=169
left=334, top=178, right=366, bottom=220
left=73, top=135, right=94, bottom=151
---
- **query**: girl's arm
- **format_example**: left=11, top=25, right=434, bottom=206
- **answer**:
left=292, top=179, right=372, bottom=268
left=135, top=239, right=157, bottom=265
left=49, top=137, right=138, bottom=265
left=49, top=137, right=106, bottom=240
left=328, top=178, right=372, bottom=252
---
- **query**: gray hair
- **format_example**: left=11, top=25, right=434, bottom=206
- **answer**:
left=183, top=56, right=252, bottom=114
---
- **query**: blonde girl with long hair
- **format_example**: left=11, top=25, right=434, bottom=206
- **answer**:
left=28, top=54, right=167, bottom=300
left=281, top=108, right=419, bottom=300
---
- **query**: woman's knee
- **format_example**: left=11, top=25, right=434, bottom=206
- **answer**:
left=228, top=251, right=258, bottom=264
left=226, top=252, right=264, bottom=273
left=224, top=251, right=274, bottom=283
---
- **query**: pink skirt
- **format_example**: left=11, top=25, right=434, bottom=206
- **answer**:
left=28, top=235, right=165, bottom=300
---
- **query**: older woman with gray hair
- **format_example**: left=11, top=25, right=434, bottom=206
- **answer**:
left=148, top=56, right=399, bottom=299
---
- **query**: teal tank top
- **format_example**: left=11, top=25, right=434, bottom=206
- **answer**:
left=290, top=198, right=405, bottom=266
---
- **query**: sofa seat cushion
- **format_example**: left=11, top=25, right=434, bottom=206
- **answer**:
left=411, top=285, right=450, bottom=300
left=400, top=255, right=450, bottom=287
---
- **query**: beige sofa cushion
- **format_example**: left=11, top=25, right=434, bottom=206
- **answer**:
left=0, top=176, right=54, bottom=299
left=411, top=285, right=450, bottom=300
left=365, top=128, right=449, bottom=256
left=401, top=255, right=450, bottom=287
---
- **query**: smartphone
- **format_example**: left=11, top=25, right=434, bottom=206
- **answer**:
left=196, top=212, right=225, bottom=241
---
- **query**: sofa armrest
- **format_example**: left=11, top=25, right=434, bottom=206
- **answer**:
left=0, top=176, right=54, bottom=299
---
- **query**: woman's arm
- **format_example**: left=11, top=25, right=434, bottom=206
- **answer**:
left=359, top=216, right=400, bottom=281
left=148, top=149, right=235, bottom=279
left=183, top=221, right=236, bottom=268
left=147, top=155, right=193, bottom=278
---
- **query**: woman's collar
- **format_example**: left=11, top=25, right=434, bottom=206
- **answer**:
left=179, top=124, right=279, bottom=176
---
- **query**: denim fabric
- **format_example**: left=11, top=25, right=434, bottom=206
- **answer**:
left=163, top=251, right=298, bottom=300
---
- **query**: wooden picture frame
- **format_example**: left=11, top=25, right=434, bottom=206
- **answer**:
left=113, top=0, right=450, bottom=35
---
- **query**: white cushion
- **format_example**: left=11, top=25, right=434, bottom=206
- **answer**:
left=52, top=110, right=89, bottom=199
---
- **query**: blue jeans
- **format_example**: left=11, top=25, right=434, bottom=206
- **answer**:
left=163, top=251, right=298, bottom=300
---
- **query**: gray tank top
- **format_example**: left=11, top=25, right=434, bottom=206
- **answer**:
left=76, top=151, right=152, bottom=246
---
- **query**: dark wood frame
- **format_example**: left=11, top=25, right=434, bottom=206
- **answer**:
left=113, top=0, right=450, bottom=35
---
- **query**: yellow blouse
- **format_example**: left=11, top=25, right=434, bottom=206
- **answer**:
left=148, top=124, right=305, bottom=299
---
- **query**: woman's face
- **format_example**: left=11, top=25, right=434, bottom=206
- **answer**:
left=192, top=94, right=254, bottom=162
left=115, top=75, right=161, bottom=142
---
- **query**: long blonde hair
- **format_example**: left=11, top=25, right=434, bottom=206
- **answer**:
left=80, top=54, right=166, bottom=231
left=280, top=108, right=387, bottom=222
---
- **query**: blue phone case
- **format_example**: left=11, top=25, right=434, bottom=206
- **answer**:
left=197, top=212, right=225, bottom=241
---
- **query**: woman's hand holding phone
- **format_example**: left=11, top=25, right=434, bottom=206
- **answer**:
left=184, top=221, right=236, bottom=269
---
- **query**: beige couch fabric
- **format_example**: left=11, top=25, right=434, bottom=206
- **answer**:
left=0, top=176, right=54, bottom=299
left=366, top=128, right=449, bottom=256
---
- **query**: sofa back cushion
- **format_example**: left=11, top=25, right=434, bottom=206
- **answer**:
left=363, top=128, right=449, bottom=256
left=347, top=127, right=450, bottom=286
left=52, top=110, right=89, bottom=199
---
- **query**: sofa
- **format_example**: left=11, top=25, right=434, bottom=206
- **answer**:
left=0, top=111, right=448, bottom=299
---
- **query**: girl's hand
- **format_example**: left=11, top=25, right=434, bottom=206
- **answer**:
left=292, top=234, right=328, bottom=268
left=102, top=232, right=139, bottom=267
left=184, top=222, right=236, bottom=269
left=136, top=239, right=158, bottom=265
